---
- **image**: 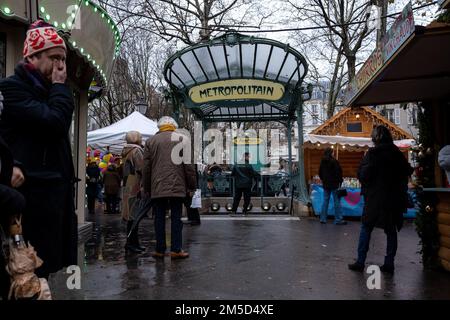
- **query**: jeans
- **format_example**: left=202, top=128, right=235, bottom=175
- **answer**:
left=356, top=223, right=398, bottom=267
left=232, top=188, right=251, bottom=213
left=153, top=197, right=184, bottom=253
left=320, top=188, right=343, bottom=223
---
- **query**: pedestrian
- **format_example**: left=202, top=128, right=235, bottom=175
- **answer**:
left=86, top=160, right=100, bottom=214
left=0, top=94, right=26, bottom=299
left=231, top=152, right=258, bottom=215
left=276, top=158, right=288, bottom=197
left=348, top=125, right=413, bottom=274
left=142, top=116, right=196, bottom=259
left=184, top=164, right=201, bottom=226
left=318, top=147, right=346, bottom=225
left=103, top=164, right=121, bottom=214
left=0, top=20, right=77, bottom=278
left=121, top=131, right=146, bottom=253
left=204, top=162, right=222, bottom=194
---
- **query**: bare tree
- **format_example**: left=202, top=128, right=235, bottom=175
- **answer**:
left=288, top=0, right=372, bottom=81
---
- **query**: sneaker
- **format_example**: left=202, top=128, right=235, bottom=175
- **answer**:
left=334, top=221, right=348, bottom=225
left=170, top=250, right=189, bottom=259
left=380, top=264, right=395, bottom=274
left=348, top=262, right=365, bottom=272
left=320, top=221, right=326, bottom=224
left=151, top=251, right=167, bottom=259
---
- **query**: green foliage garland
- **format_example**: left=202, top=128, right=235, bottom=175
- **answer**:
left=414, top=103, right=440, bottom=268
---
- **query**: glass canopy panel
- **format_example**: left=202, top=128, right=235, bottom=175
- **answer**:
left=289, top=69, right=300, bottom=86
left=193, top=47, right=219, bottom=81
left=278, top=54, right=298, bottom=83
left=265, top=47, right=287, bottom=80
left=171, top=58, right=196, bottom=87
left=209, top=46, right=228, bottom=79
left=241, top=44, right=255, bottom=78
left=169, top=71, right=184, bottom=89
left=254, top=44, right=272, bottom=78
left=180, top=51, right=207, bottom=83
left=225, top=45, right=241, bottom=78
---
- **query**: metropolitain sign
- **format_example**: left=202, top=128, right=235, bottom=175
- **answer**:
left=189, top=79, right=285, bottom=104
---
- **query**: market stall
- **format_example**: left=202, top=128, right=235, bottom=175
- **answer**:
left=345, top=2, right=450, bottom=271
left=87, top=111, right=158, bottom=154
left=303, top=106, right=415, bottom=218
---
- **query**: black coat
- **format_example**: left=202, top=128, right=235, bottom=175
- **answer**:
left=0, top=135, right=26, bottom=298
left=231, top=163, right=258, bottom=189
left=319, top=157, right=343, bottom=190
left=358, top=143, right=413, bottom=232
left=86, top=164, right=100, bottom=197
left=0, top=63, right=77, bottom=277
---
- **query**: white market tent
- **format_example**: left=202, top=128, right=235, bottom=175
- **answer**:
left=87, top=111, right=159, bottom=154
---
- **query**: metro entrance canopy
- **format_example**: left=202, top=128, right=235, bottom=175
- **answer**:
left=163, top=32, right=311, bottom=205
left=163, top=32, right=310, bottom=122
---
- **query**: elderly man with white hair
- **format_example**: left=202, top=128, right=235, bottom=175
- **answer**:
left=142, top=116, right=196, bottom=259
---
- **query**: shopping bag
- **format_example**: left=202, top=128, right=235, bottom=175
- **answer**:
left=191, top=189, right=202, bottom=209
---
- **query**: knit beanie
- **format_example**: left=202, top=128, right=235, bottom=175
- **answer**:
left=23, top=20, right=66, bottom=58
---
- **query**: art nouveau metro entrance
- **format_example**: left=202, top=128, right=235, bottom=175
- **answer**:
left=163, top=32, right=312, bottom=215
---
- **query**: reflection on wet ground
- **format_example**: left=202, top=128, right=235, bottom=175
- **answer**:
left=49, top=210, right=450, bottom=300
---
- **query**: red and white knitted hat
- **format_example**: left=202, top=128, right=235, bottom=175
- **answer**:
left=23, top=20, right=66, bottom=58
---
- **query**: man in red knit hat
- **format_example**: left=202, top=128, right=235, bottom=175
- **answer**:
left=0, top=20, right=77, bottom=279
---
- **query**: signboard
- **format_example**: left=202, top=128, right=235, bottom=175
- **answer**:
left=382, top=2, right=415, bottom=62
left=233, top=137, right=263, bottom=145
left=345, top=2, right=415, bottom=105
left=189, top=79, right=285, bottom=104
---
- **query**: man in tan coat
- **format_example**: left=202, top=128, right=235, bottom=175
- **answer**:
left=143, top=117, right=196, bottom=259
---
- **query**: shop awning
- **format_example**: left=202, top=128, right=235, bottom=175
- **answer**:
left=304, top=134, right=414, bottom=151
left=347, top=23, right=450, bottom=107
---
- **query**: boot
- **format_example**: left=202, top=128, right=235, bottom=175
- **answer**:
left=130, top=224, right=146, bottom=252
left=125, top=221, right=144, bottom=253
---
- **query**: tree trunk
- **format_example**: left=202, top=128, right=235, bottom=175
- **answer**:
left=347, top=54, right=356, bottom=83
left=327, top=48, right=343, bottom=119
left=376, top=0, right=388, bottom=45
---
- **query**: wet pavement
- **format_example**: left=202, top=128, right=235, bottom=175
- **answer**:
left=49, top=210, right=450, bottom=300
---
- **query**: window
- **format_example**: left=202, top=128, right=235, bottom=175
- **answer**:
left=408, top=107, right=418, bottom=125
left=347, top=122, right=362, bottom=132
left=385, top=109, right=395, bottom=123
left=312, top=115, right=319, bottom=125
left=394, top=108, right=400, bottom=125
left=311, top=104, right=318, bottom=113
left=0, top=33, right=6, bottom=79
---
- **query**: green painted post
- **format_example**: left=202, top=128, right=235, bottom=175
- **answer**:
left=287, top=120, right=293, bottom=195
left=296, top=104, right=310, bottom=204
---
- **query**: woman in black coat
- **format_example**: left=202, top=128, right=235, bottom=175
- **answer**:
left=349, top=125, right=413, bottom=274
